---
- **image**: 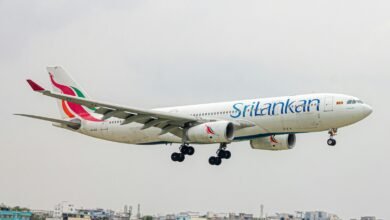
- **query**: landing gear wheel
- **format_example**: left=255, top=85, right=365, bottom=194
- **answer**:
left=180, top=146, right=188, bottom=154
left=171, top=152, right=180, bottom=161
left=209, top=156, right=222, bottom=166
left=224, top=150, right=231, bottom=159
left=208, top=143, right=231, bottom=165
left=187, top=146, right=195, bottom=156
left=180, top=145, right=195, bottom=156
left=209, top=156, right=217, bottom=165
left=327, top=138, right=336, bottom=146
left=171, top=143, right=194, bottom=163
left=327, top=128, right=338, bottom=146
left=218, top=150, right=226, bottom=158
left=217, top=149, right=231, bottom=159
left=171, top=152, right=185, bottom=162
left=177, top=153, right=185, bottom=162
left=214, top=157, right=222, bottom=166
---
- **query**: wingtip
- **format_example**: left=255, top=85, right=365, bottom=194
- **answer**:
left=26, top=79, right=45, bottom=91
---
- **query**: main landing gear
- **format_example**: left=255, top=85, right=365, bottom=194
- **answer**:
left=327, top=128, right=337, bottom=146
left=209, top=143, right=231, bottom=166
left=171, top=144, right=195, bottom=162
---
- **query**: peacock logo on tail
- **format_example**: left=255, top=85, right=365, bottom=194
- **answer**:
left=49, top=73, right=102, bottom=122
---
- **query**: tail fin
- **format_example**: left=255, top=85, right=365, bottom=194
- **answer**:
left=47, top=66, right=97, bottom=120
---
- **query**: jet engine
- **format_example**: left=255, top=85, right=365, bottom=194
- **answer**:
left=250, top=134, right=296, bottom=151
left=186, top=121, right=235, bottom=144
left=68, top=118, right=82, bottom=130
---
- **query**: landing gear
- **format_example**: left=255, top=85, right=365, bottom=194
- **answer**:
left=327, top=128, right=338, bottom=146
left=218, top=149, right=231, bottom=159
left=180, top=145, right=195, bottom=156
left=209, top=156, right=222, bottom=166
left=327, top=138, right=336, bottom=146
left=171, top=144, right=195, bottom=162
left=171, top=152, right=185, bottom=162
left=209, top=143, right=231, bottom=166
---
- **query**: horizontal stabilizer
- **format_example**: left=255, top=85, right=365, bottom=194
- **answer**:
left=14, top=114, right=81, bottom=130
left=26, top=80, right=46, bottom=92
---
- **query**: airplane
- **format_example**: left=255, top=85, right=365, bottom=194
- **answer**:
left=16, top=66, right=373, bottom=166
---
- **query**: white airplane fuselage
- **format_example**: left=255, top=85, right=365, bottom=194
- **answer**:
left=79, top=93, right=372, bottom=145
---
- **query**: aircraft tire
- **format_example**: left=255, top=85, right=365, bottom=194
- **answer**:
left=171, top=152, right=180, bottom=162
left=214, top=157, right=222, bottom=166
left=209, top=156, right=217, bottom=165
left=224, top=151, right=231, bottom=159
left=187, top=146, right=195, bottom=156
left=327, top=138, right=336, bottom=146
left=177, top=153, right=185, bottom=162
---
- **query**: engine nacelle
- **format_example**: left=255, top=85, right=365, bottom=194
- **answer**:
left=68, top=118, right=82, bottom=130
left=250, top=134, right=296, bottom=151
left=186, top=121, right=235, bottom=144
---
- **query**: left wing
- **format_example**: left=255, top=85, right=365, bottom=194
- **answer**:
left=26, top=79, right=255, bottom=137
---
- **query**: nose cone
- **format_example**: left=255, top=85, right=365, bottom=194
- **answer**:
left=362, top=104, right=373, bottom=118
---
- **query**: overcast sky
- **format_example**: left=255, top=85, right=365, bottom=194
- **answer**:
left=0, top=0, right=389, bottom=219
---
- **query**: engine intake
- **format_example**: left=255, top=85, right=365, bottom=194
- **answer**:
left=186, top=121, right=235, bottom=144
left=250, top=134, right=296, bottom=151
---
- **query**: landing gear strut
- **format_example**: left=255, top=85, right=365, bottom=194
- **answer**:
left=327, top=128, right=337, bottom=146
left=209, top=143, right=231, bottom=166
left=171, top=144, right=195, bottom=162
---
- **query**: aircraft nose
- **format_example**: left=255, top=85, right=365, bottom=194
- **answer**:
left=362, top=104, right=373, bottom=117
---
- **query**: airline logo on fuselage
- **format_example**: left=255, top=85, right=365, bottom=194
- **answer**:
left=205, top=125, right=216, bottom=135
left=230, top=98, right=320, bottom=118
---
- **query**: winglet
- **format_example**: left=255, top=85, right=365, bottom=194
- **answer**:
left=26, top=79, right=45, bottom=92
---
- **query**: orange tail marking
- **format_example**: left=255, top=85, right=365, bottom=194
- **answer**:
left=62, top=100, right=75, bottom=118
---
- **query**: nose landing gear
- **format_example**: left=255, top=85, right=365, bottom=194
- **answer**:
left=327, top=128, right=338, bottom=146
left=171, top=144, right=195, bottom=162
left=209, top=143, right=231, bottom=166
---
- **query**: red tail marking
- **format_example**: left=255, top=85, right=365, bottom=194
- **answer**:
left=27, top=80, right=45, bottom=91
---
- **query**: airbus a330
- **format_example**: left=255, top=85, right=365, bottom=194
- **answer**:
left=17, top=67, right=373, bottom=166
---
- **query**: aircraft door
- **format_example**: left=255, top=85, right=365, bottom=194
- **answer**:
left=324, top=96, right=334, bottom=112
left=296, top=99, right=320, bottom=129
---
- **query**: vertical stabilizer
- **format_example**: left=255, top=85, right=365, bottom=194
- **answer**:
left=47, top=66, right=100, bottom=121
